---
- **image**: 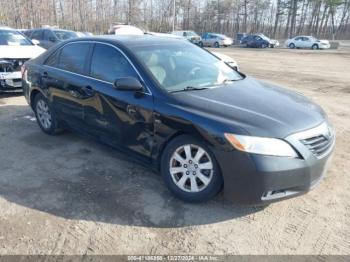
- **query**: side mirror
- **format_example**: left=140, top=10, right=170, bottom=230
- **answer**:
left=32, top=39, right=40, bottom=45
left=114, top=77, right=143, bottom=92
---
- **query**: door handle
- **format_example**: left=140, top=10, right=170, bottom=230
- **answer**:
left=42, top=72, right=48, bottom=79
left=81, top=85, right=95, bottom=96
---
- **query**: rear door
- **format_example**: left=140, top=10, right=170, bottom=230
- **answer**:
left=42, top=42, right=93, bottom=129
left=302, top=37, right=312, bottom=48
left=84, top=43, right=154, bottom=159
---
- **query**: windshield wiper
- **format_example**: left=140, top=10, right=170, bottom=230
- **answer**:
left=221, top=79, right=239, bottom=84
left=170, top=86, right=209, bottom=93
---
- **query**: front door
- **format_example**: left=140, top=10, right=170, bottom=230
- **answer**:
left=83, top=43, right=155, bottom=159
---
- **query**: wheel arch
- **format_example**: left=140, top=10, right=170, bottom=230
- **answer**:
left=30, top=89, right=43, bottom=109
left=155, top=129, right=224, bottom=183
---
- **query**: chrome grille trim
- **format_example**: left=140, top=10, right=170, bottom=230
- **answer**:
left=287, top=122, right=335, bottom=159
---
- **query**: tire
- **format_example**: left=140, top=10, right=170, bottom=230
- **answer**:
left=161, top=135, right=223, bottom=203
left=199, top=41, right=204, bottom=48
left=312, top=44, right=319, bottom=50
left=289, top=43, right=295, bottom=49
left=262, top=43, right=268, bottom=48
left=214, top=42, right=220, bottom=48
left=33, top=93, right=63, bottom=135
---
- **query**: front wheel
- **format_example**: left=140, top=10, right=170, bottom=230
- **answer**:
left=161, top=135, right=223, bottom=203
left=312, top=44, right=319, bottom=50
left=198, top=41, right=204, bottom=48
left=34, top=93, right=63, bottom=135
left=214, top=42, right=220, bottom=48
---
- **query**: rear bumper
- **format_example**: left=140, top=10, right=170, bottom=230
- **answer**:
left=214, top=128, right=335, bottom=205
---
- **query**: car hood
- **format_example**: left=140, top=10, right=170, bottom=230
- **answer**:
left=0, top=45, right=46, bottom=59
left=172, top=77, right=326, bottom=138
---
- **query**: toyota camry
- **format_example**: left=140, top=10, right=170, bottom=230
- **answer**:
left=22, top=35, right=335, bottom=204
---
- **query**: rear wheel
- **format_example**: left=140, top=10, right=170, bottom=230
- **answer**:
left=33, top=93, right=63, bottom=135
left=161, top=135, right=223, bottom=203
left=199, top=41, right=203, bottom=48
left=289, top=43, right=295, bottom=49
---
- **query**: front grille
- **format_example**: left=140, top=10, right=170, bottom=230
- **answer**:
left=301, top=134, right=333, bottom=157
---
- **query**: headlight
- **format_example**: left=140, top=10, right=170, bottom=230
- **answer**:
left=224, top=133, right=298, bottom=158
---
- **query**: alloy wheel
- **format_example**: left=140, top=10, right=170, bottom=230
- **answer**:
left=36, top=99, right=52, bottom=130
left=169, top=144, right=214, bottom=193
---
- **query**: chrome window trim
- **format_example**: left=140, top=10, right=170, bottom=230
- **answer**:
left=43, top=40, right=152, bottom=95
left=287, top=122, right=336, bottom=159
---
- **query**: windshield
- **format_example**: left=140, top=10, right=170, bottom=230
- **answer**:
left=259, top=34, right=270, bottom=41
left=0, top=30, right=33, bottom=46
left=53, top=30, right=79, bottom=40
left=134, top=42, right=244, bottom=92
left=185, top=31, right=198, bottom=37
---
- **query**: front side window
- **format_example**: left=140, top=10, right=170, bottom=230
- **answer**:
left=90, top=44, right=138, bottom=83
left=134, top=42, right=243, bottom=92
left=58, top=43, right=90, bottom=74
left=31, top=30, right=43, bottom=40
left=0, top=30, right=33, bottom=46
left=53, top=30, right=79, bottom=40
left=43, top=30, right=55, bottom=41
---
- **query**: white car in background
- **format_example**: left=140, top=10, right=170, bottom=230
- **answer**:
left=211, top=51, right=239, bottom=71
left=286, top=36, right=331, bottom=50
left=0, top=27, right=45, bottom=91
left=109, top=25, right=144, bottom=36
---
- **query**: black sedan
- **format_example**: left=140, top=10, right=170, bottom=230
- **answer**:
left=22, top=36, right=335, bottom=204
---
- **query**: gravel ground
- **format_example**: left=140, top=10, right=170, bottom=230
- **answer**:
left=0, top=46, right=349, bottom=255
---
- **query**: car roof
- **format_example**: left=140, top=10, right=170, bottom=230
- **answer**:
left=69, top=34, right=189, bottom=48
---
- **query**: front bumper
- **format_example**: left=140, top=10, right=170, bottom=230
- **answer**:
left=320, top=44, right=331, bottom=49
left=215, top=124, right=335, bottom=205
left=0, top=72, right=22, bottom=90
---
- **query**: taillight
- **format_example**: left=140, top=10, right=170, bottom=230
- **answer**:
left=21, top=65, right=27, bottom=79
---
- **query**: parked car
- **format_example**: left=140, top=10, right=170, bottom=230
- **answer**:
left=22, top=35, right=335, bottom=204
left=201, top=33, right=233, bottom=48
left=241, top=34, right=279, bottom=48
left=211, top=51, right=238, bottom=71
left=0, top=27, right=45, bottom=91
left=285, top=36, right=331, bottom=50
left=110, top=25, right=144, bottom=36
left=24, top=28, right=81, bottom=49
left=171, top=30, right=202, bottom=45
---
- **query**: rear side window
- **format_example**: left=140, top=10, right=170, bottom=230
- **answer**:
left=45, top=50, right=60, bottom=67
left=90, top=44, right=138, bottom=83
left=58, top=43, right=90, bottom=75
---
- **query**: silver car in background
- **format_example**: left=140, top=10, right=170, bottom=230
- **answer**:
left=201, top=33, right=233, bottom=48
left=171, top=30, right=202, bottom=45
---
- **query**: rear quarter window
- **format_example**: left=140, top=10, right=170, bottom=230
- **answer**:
left=44, top=50, right=60, bottom=67
left=58, top=42, right=90, bottom=75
